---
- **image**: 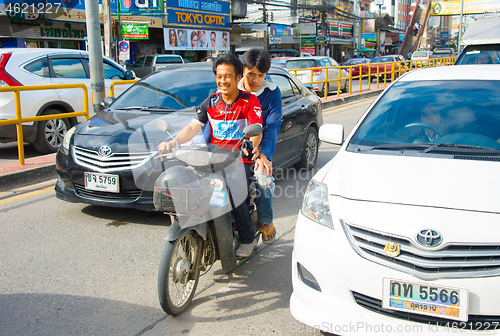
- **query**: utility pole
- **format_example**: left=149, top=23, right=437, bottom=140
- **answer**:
left=84, top=0, right=105, bottom=114
left=103, top=0, right=113, bottom=59
left=262, top=2, right=268, bottom=50
left=321, top=9, right=327, bottom=56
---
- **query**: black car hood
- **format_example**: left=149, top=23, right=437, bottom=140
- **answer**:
left=73, top=109, right=197, bottom=151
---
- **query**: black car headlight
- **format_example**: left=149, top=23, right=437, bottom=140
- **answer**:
left=62, top=126, right=77, bottom=152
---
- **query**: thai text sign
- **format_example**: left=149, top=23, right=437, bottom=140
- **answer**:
left=121, top=23, right=149, bottom=39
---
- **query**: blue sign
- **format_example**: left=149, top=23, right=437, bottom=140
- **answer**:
left=440, top=31, right=449, bottom=39
left=166, top=0, right=230, bottom=28
left=166, top=9, right=230, bottom=28
left=269, top=24, right=292, bottom=37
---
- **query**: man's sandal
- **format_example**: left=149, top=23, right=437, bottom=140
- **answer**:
left=260, top=223, right=276, bottom=245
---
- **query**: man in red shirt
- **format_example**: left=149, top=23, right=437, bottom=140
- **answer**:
left=158, top=54, right=263, bottom=258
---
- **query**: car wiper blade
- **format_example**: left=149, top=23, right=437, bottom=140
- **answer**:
left=114, top=106, right=176, bottom=111
left=369, top=143, right=434, bottom=151
left=423, top=143, right=500, bottom=154
left=140, top=106, right=177, bottom=111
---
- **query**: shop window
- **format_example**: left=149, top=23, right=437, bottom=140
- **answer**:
left=51, top=58, right=87, bottom=78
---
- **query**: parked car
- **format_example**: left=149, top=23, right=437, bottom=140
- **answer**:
left=284, top=56, right=348, bottom=96
left=291, top=65, right=500, bottom=335
left=55, top=64, right=323, bottom=211
left=369, top=54, right=406, bottom=81
left=270, top=57, right=293, bottom=68
left=127, top=54, right=184, bottom=78
left=411, top=50, right=433, bottom=67
left=342, top=58, right=371, bottom=77
left=0, top=48, right=135, bottom=154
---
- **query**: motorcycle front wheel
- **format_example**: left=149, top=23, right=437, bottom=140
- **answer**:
left=158, top=230, right=201, bottom=315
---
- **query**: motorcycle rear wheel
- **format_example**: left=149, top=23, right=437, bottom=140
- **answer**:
left=158, top=230, right=201, bottom=315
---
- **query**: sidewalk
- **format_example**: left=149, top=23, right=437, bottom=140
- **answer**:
left=0, top=88, right=385, bottom=193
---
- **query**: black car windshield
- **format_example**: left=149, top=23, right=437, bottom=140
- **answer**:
left=348, top=80, right=500, bottom=153
left=110, top=68, right=218, bottom=111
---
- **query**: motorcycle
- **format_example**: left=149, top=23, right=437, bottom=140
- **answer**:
left=154, top=120, right=262, bottom=316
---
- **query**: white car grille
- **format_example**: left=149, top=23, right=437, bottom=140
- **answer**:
left=72, top=146, right=155, bottom=173
left=342, top=221, right=500, bottom=280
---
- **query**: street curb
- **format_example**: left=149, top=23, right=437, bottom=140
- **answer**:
left=0, top=163, right=57, bottom=192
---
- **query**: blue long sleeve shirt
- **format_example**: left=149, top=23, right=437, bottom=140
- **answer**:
left=203, top=78, right=282, bottom=160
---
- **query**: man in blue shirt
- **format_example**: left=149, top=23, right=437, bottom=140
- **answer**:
left=239, top=48, right=282, bottom=244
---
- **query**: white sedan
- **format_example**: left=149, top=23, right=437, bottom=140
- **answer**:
left=291, top=65, right=500, bottom=335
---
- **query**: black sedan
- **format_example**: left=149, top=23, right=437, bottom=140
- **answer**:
left=55, top=63, right=323, bottom=211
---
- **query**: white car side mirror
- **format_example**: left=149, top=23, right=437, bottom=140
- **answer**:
left=319, top=124, right=344, bottom=145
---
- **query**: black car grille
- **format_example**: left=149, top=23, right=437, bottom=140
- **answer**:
left=73, top=146, right=155, bottom=173
left=341, top=221, right=500, bottom=280
left=74, top=183, right=142, bottom=201
left=352, top=291, right=500, bottom=330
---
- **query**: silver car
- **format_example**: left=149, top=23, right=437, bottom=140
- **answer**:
left=0, top=48, right=135, bottom=154
left=285, top=56, right=348, bottom=96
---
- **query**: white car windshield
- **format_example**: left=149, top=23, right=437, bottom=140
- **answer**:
left=348, top=80, right=500, bottom=153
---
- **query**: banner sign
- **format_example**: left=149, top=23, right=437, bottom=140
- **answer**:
left=269, top=24, right=292, bottom=37
left=164, top=28, right=230, bottom=50
left=121, top=23, right=149, bottom=39
left=119, top=0, right=163, bottom=15
left=166, top=0, right=230, bottom=28
left=431, top=0, right=500, bottom=15
left=301, top=37, right=315, bottom=54
left=317, top=21, right=353, bottom=37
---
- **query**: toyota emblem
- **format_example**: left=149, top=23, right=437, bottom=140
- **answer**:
left=416, top=229, right=442, bottom=248
left=98, top=146, right=112, bottom=157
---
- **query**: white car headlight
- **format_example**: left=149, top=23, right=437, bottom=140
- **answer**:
left=301, top=179, right=333, bottom=229
left=62, top=126, right=77, bottom=151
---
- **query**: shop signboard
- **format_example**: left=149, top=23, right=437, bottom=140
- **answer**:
left=164, top=28, right=230, bottom=50
left=431, top=0, right=500, bottom=16
left=119, top=0, right=163, bottom=15
left=121, top=23, right=149, bottom=39
left=166, top=0, right=231, bottom=29
left=269, top=24, right=292, bottom=37
left=269, top=36, right=281, bottom=44
left=301, top=37, right=315, bottom=54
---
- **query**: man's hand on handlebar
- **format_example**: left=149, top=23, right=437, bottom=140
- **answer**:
left=158, top=140, right=176, bottom=153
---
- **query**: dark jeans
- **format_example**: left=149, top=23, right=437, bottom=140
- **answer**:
left=231, top=163, right=255, bottom=244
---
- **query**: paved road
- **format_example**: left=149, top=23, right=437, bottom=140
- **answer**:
left=0, top=99, right=374, bottom=336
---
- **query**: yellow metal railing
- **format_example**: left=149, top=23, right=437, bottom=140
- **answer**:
left=110, top=79, right=139, bottom=97
left=289, top=56, right=457, bottom=99
left=0, top=83, right=88, bottom=165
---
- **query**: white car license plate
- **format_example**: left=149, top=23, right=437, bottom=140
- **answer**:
left=84, top=172, right=119, bottom=193
left=382, top=278, right=468, bottom=321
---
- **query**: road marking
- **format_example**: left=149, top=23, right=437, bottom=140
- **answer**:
left=0, top=186, right=53, bottom=205
left=323, top=97, right=376, bottom=115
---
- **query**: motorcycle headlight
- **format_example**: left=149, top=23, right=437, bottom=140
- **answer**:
left=301, top=179, right=333, bottom=229
left=62, top=126, right=77, bottom=151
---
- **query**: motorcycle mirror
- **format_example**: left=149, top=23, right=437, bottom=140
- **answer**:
left=242, top=124, right=262, bottom=137
left=157, top=119, right=180, bottom=149
left=157, top=119, right=172, bottom=133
